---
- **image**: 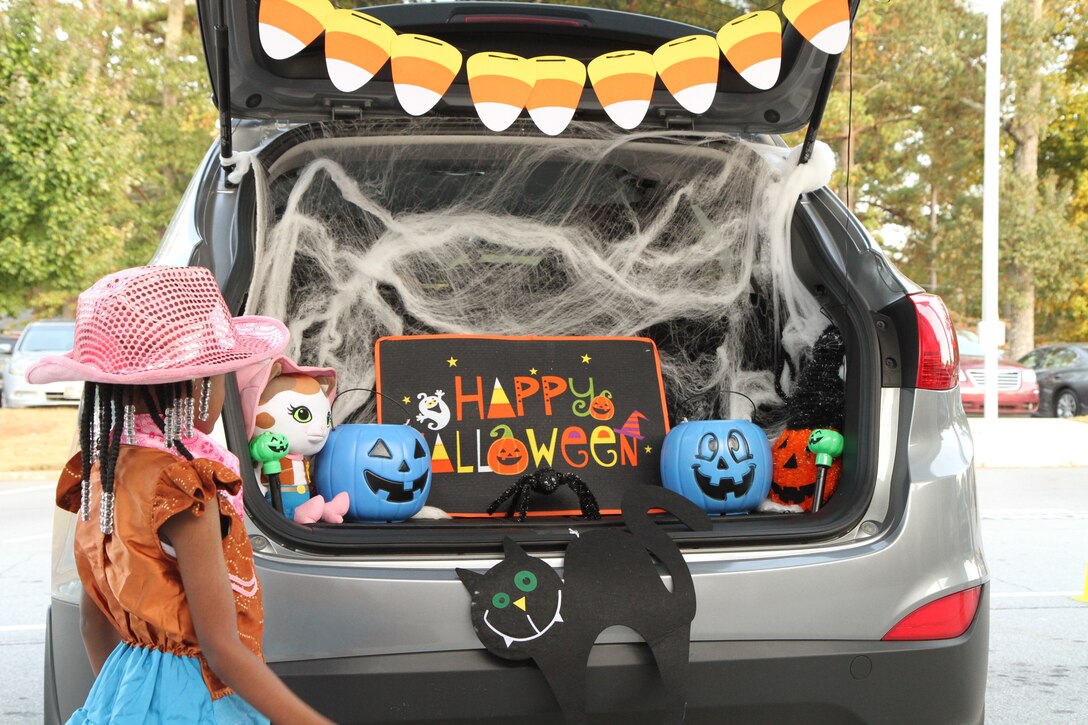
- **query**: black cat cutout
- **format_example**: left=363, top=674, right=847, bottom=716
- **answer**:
left=456, top=486, right=712, bottom=724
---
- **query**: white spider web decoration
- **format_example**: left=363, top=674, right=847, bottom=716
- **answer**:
left=245, top=120, right=837, bottom=435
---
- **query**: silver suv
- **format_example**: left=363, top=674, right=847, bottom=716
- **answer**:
left=45, top=2, right=986, bottom=723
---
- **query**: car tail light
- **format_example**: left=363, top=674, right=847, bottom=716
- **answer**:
left=911, top=293, right=959, bottom=390
left=882, top=586, right=982, bottom=641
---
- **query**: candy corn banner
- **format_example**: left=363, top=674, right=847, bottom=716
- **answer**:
left=374, top=336, right=670, bottom=516
left=257, top=0, right=851, bottom=133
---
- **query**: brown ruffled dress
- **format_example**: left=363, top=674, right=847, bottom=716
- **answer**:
left=58, top=446, right=267, bottom=723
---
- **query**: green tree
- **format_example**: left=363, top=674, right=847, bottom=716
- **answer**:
left=0, top=0, right=215, bottom=318
left=819, top=0, right=1086, bottom=349
left=0, top=1, right=136, bottom=315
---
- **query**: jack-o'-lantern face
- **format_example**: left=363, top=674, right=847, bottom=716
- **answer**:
left=769, top=429, right=841, bottom=511
left=487, top=436, right=529, bottom=476
left=660, top=420, right=771, bottom=514
left=589, top=392, right=615, bottom=421
left=311, top=424, right=432, bottom=522
left=691, top=430, right=757, bottom=499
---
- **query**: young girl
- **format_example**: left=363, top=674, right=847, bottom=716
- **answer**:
left=29, top=266, right=334, bottom=725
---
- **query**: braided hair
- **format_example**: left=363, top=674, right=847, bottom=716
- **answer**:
left=78, top=380, right=202, bottom=533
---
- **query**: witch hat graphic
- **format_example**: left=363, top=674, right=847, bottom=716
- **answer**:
left=613, top=411, right=649, bottom=440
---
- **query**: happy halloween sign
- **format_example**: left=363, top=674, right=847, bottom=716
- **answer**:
left=375, top=336, right=670, bottom=516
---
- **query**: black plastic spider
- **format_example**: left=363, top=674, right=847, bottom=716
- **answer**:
left=486, top=467, right=601, bottom=522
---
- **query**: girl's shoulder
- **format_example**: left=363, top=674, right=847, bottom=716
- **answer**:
left=57, top=448, right=242, bottom=516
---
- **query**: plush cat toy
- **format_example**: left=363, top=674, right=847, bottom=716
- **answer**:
left=238, top=357, right=349, bottom=524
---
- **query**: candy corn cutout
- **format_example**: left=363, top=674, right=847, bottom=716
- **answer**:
left=526, top=56, right=586, bottom=136
left=391, top=34, right=463, bottom=116
left=652, top=35, right=719, bottom=115
left=783, top=0, right=851, bottom=55
left=258, top=0, right=332, bottom=61
left=588, top=51, right=656, bottom=130
left=467, top=53, right=536, bottom=132
left=324, top=10, right=396, bottom=92
left=717, top=11, right=782, bottom=91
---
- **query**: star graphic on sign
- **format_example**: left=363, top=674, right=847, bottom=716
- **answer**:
left=447, top=357, right=458, bottom=367
left=580, top=354, right=591, bottom=364
left=644, top=445, right=653, bottom=453
left=402, top=396, right=411, bottom=405
left=529, top=367, right=538, bottom=375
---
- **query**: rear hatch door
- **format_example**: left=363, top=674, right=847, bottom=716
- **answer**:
left=195, top=0, right=856, bottom=135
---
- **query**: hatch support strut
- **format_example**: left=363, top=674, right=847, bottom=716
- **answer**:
left=798, top=52, right=842, bottom=165
left=799, top=0, right=857, bottom=164
left=214, top=0, right=236, bottom=184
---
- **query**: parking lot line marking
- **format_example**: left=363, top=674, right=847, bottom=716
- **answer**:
left=0, top=624, right=46, bottom=632
left=991, top=591, right=1080, bottom=598
left=2, top=532, right=52, bottom=544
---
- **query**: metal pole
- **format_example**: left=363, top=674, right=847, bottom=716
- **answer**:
left=981, top=1, right=1002, bottom=420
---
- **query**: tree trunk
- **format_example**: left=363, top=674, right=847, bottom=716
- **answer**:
left=163, top=0, right=185, bottom=111
left=1007, top=266, right=1035, bottom=358
left=1005, top=0, right=1044, bottom=359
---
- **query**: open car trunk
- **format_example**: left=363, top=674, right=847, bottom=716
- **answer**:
left=224, top=118, right=881, bottom=552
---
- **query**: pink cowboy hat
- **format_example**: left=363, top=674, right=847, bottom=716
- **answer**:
left=235, top=356, right=338, bottom=439
left=27, top=266, right=289, bottom=386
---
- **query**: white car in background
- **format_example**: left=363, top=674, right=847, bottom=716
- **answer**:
left=1, top=321, right=78, bottom=408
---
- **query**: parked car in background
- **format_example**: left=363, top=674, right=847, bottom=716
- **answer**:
left=1, top=321, right=78, bottom=408
left=0, top=332, right=20, bottom=403
left=1018, top=344, right=1088, bottom=418
left=956, top=332, right=1039, bottom=415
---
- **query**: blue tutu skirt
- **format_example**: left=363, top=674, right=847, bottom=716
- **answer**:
left=67, top=642, right=268, bottom=725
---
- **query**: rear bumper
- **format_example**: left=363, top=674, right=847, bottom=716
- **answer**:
left=45, top=588, right=988, bottom=724
left=271, top=588, right=989, bottom=725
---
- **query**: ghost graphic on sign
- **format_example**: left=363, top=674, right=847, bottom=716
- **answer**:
left=416, top=390, right=451, bottom=431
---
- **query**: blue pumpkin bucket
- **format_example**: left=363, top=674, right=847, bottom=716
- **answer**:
left=659, top=420, right=772, bottom=514
left=312, top=423, right=433, bottom=522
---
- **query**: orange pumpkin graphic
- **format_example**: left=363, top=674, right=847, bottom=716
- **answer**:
left=487, top=426, right=530, bottom=476
left=589, top=391, right=615, bottom=421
